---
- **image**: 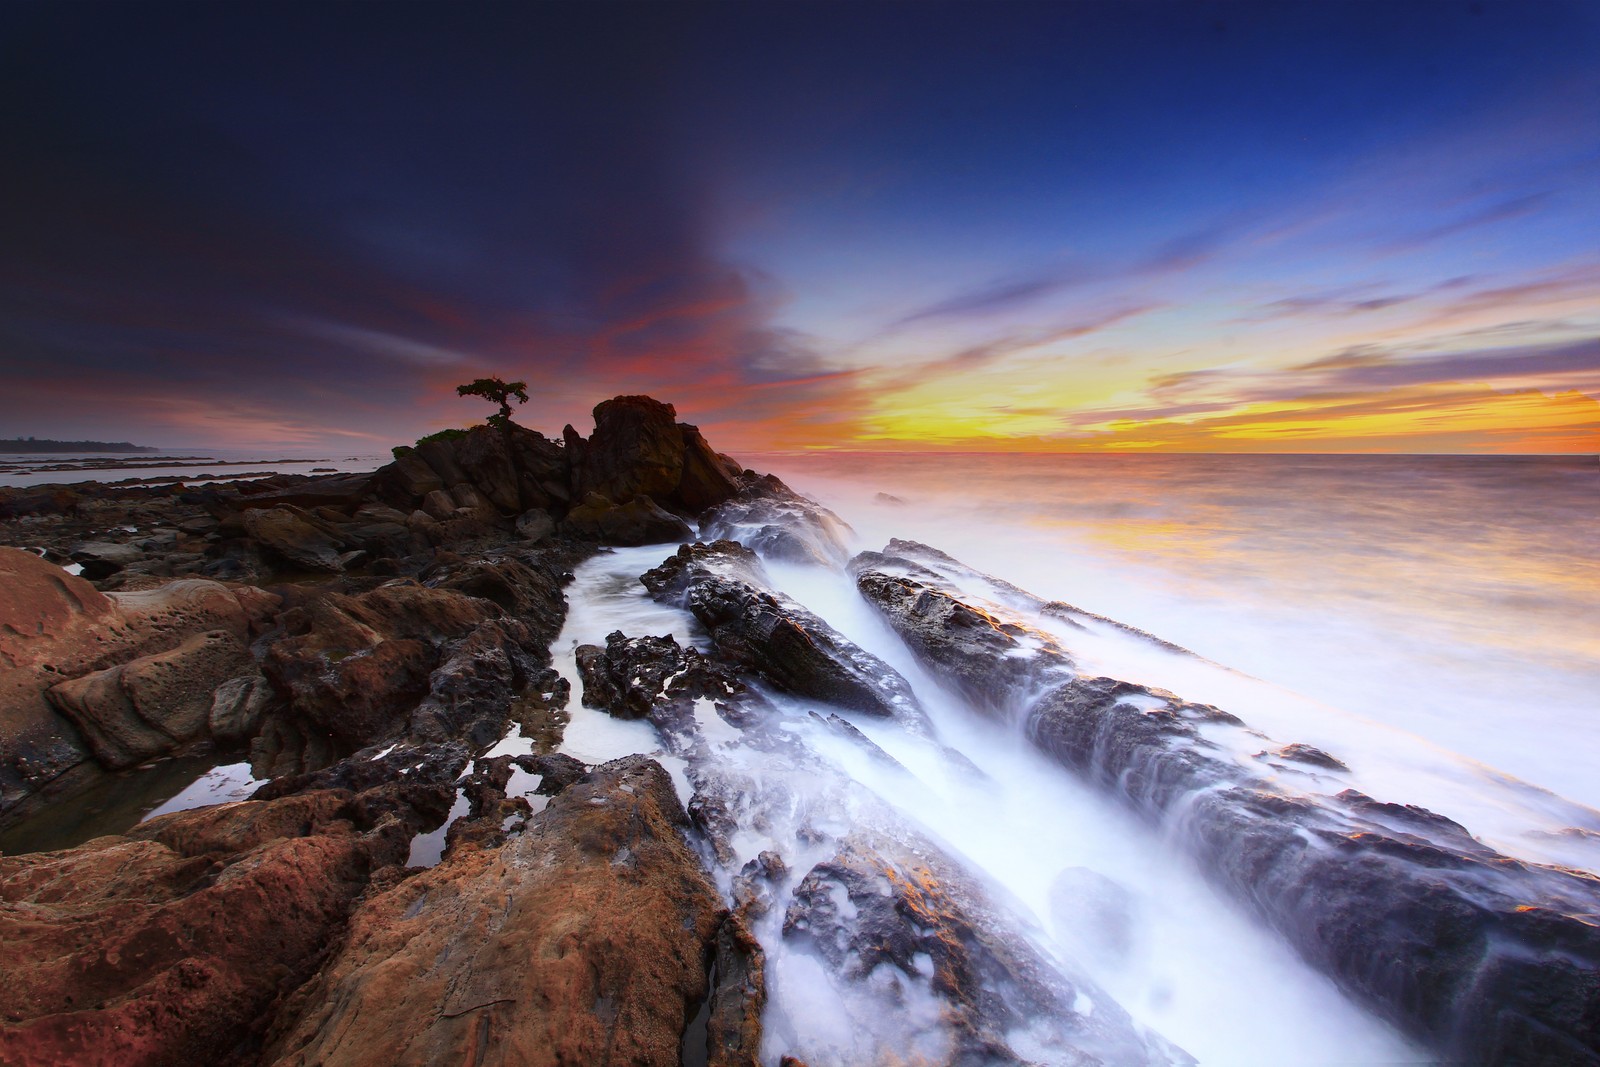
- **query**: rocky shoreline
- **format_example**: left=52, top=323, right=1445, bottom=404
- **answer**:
left=2, top=395, right=1597, bottom=1065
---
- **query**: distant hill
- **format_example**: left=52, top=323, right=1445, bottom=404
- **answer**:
left=0, top=438, right=157, bottom=454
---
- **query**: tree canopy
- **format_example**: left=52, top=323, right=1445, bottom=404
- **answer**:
left=456, top=377, right=528, bottom=429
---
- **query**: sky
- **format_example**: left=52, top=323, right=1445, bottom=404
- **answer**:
left=2, top=1, right=1598, bottom=453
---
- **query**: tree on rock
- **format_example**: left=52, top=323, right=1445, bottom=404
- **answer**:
left=456, top=377, right=529, bottom=429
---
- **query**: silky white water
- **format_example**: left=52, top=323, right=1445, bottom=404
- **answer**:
left=539, top=541, right=1427, bottom=1065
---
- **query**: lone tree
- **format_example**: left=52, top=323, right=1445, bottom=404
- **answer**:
left=456, top=376, right=528, bottom=430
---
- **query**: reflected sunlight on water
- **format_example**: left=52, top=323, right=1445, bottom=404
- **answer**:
left=759, top=452, right=1600, bottom=807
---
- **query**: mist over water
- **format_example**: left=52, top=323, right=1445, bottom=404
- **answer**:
left=759, top=452, right=1600, bottom=813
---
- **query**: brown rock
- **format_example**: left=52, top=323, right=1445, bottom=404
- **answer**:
left=0, top=549, right=275, bottom=820
left=262, top=756, right=723, bottom=1067
left=386, top=447, right=445, bottom=499
left=676, top=424, right=743, bottom=513
left=454, top=426, right=522, bottom=513
left=243, top=505, right=349, bottom=573
left=0, top=789, right=408, bottom=1067
left=420, top=488, right=458, bottom=520
left=260, top=582, right=501, bottom=748
left=580, top=395, right=686, bottom=505
left=514, top=509, right=554, bottom=542
left=47, top=629, right=252, bottom=769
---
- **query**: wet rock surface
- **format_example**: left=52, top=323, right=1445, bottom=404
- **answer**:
left=856, top=547, right=1600, bottom=1066
left=700, top=481, right=854, bottom=567
left=643, top=540, right=925, bottom=723
left=784, top=832, right=1189, bottom=1066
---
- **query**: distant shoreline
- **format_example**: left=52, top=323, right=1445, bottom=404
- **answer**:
left=0, top=439, right=157, bottom=454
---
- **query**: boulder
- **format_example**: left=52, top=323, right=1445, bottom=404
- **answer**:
left=261, top=756, right=724, bottom=1067
left=69, top=540, right=144, bottom=566
left=208, top=673, right=276, bottom=743
left=0, top=789, right=411, bottom=1067
left=414, top=437, right=469, bottom=487
left=243, top=505, right=348, bottom=573
left=420, top=488, right=457, bottom=520
left=384, top=448, right=445, bottom=499
left=561, top=493, right=692, bottom=546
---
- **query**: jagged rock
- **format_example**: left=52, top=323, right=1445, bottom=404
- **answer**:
left=579, top=395, right=688, bottom=504
left=706, top=908, right=766, bottom=1067
left=575, top=630, right=743, bottom=726
left=47, top=628, right=252, bottom=769
left=854, top=568, right=1071, bottom=717
left=784, top=833, right=1187, bottom=1065
left=561, top=492, right=692, bottom=546
left=408, top=616, right=549, bottom=748
left=644, top=542, right=923, bottom=722
left=0, top=789, right=412, bottom=1066
left=261, top=757, right=724, bottom=1067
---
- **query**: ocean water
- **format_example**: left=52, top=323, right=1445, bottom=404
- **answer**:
left=757, top=452, right=1600, bottom=813
left=0, top=448, right=389, bottom=488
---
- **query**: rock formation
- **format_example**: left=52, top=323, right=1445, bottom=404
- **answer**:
left=261, top=757, right=723, bottom=1067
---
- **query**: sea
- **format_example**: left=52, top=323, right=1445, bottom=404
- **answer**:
left=6, top=448, right=1598, bottom=1064
left=761, top=452, right=1600, bottom=811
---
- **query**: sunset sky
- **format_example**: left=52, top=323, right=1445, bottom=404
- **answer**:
left=3, top=1, right=1597, bottom=453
